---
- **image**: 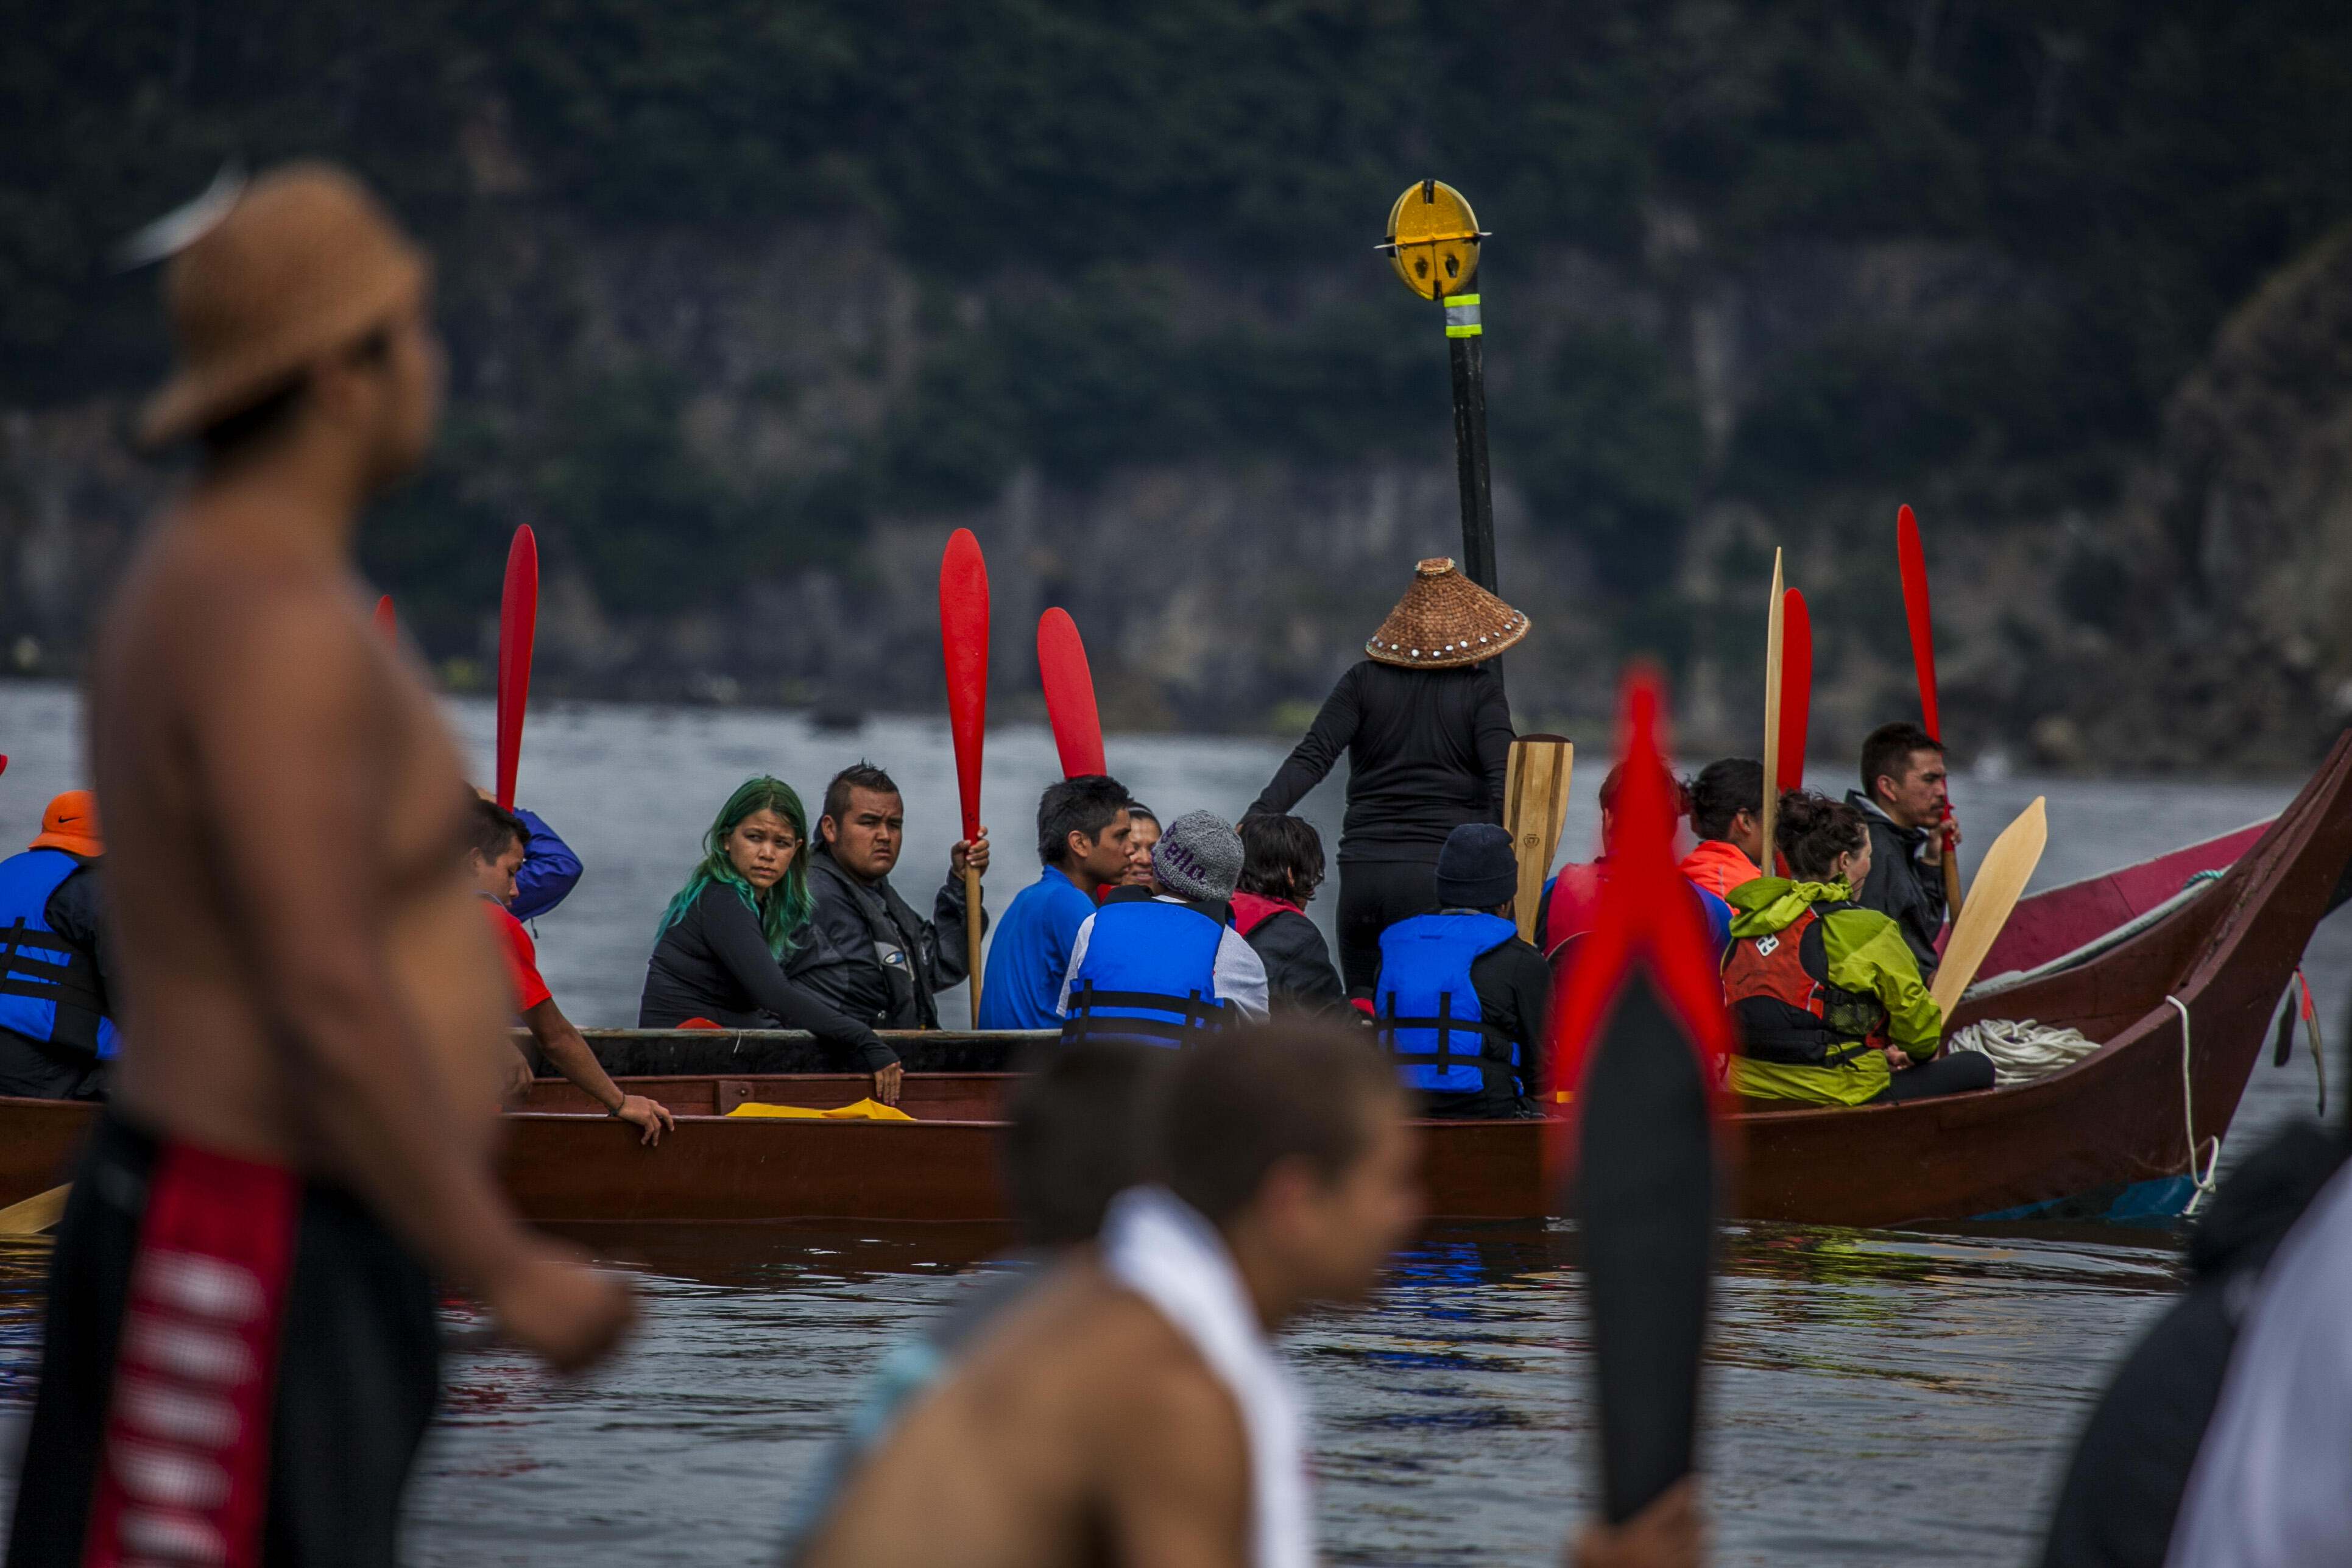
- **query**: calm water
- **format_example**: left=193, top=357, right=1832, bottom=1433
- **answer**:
left=0, top=681, right=2340, bottom=1566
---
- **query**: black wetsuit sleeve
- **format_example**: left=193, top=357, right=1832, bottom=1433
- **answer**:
left=1472, top=938, right=1553, bottom=1097
left=46, top=866, right=113, bottom=1009
left=703, top=888, right=899, bottom=1070
left=1473, top=668, right=1515, bottom=821
left=1249, top=665, right=1364, bottom=818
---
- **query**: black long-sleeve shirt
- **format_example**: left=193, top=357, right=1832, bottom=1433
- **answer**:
left=639, top=881, right=898, bottom=1071
left=1249, top=660, right=1514, bottom=863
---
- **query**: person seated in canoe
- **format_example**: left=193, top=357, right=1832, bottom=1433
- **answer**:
left=1370, top=822, right=1550, bottom=1117
left=470, top=784, right=584, bottom=921
left=1232, top=813, right=1346, bottom=1013
left=1681, top=758, right=1767, bottom=898
left=1537, top=763, right=1734, bottom=964
left=782, top=1039, right=1175, bottom=1559
left=467, top=797, right=673, bottom=1144
left=1121, top=802, right=1161, bottom=888
left=1248, top=556, right=1524, bottom=994
left=1851, top=720, right=1958, bottom=976
left=976, top=775, right=1137, bottom=1029
left=787, top=761, right=990, bottom=1031
left=0, top=791, right=118, bottom=1101
left=640, top=775, right=905, bottom=1104
left=1057, top=811, right=1269, bottom=1045
left=1722, top=791, right=1994, bottom=1106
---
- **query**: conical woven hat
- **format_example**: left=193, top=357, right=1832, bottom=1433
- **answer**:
left=138, top=162, right=429, bottom=450
left=1366, top=558, right=1529, bottom=668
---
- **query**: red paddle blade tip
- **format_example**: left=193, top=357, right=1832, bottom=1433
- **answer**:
left=1896, top=505, right=1940, bottom=742
left=1776, top=588, right=1812, bottom=796
left=1037, top=607, right=1107, bottom=779
left=496, top=527, right=541, bottom=810
left=939, top=530, right=992, bottom=838
left=373, top=595, right=396, bottom=638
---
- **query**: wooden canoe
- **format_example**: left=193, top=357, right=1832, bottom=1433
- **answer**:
left=1, top=736, right=2345, bottom=1230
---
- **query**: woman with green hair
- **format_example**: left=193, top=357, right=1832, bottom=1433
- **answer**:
left=640, top=776, right=903, bottom=1103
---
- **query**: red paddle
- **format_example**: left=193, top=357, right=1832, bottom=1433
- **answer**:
left=1775, top=587, right=1810, bottom=799
left=1037, top=608, right=1106, bottom=779
left=495, top=526, right=539, bottom=811
left=1897, top=504, right=1963, bottom=920
left=939, top=529, right=991, bottom=1016
left=373, top=595, right=397, bottom=640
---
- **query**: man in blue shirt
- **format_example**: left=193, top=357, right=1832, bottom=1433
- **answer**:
left=976, top=775, right=1135, bottom=1029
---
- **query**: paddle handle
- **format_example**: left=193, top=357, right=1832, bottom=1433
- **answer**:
left=963, top=865, right=986, bottom=1020
left=1941, top=834, right=1964, bottom=925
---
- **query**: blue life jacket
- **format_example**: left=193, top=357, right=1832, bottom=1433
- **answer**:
left=0, top=849, right=118, bottom=1062
left=1374, top=911, right=1520, bottom=1097
left=1059, top=898, right=1227, bottom=1048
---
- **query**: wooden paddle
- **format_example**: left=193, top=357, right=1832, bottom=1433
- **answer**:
left=1929, top=795, right=2047, bottom=1016
left=1036, top=608, right=1107, bottom=779
left=495, top=526, right=539, bottom=811
left=1759, top=548, right=1785, bottom=868
left=373, top=593, right=397, bottom=640
left=0, top=1184, right=68, bottom=1236
left=1776, top=587, right=1810, bottom=799
left=1898, top=504, right=1965, bottom=923
left=1554, top=671, right=1728, bottom=1528
left=1503, top=735, right=1573, bottom=944
left=940, top=529, right=991, bottom=1017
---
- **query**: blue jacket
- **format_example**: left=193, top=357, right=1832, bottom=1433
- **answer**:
left=0, top=849, right=118, bottom=1062
left=510, top=806, right=582, bottom=922
left=1059, top=899, right=1227, bottom=1047
left=1374, top=911, right=1520, bottom=1100
left=977, top=866, right=1098, bottom=1031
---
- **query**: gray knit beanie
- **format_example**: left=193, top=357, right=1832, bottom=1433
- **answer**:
left=1153, top=810, right=1244, bottom=903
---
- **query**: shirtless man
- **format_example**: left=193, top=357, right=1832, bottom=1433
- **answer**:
left=800, top=1020, right=1700, bottom=1568
left=7, top=164, right=629, bottom=1568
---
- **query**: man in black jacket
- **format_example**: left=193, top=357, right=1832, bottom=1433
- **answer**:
left=1847, top=721, right=1954, bottom=976
left=790, top=763, right=990, bottom=1029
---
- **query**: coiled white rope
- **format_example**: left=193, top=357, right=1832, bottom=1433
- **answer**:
left=1944, top=1018, right=2100, bottom=1086
left=2167, top=994, right=2224, bottom=1217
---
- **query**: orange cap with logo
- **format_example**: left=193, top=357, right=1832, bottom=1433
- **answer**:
left=30, top=791, right=102, bottom=858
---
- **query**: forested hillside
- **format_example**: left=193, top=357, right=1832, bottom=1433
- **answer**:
left=10, top=1, right=2352, bottom=764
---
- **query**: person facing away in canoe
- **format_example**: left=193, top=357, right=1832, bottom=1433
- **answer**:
left=1232, top=813, right=1346, bottom=1014
left=1122, top=802, right=1162, bottom=888
left=1249, top=557, right=1522, bottom=993
left=782, top=1039, right=1176, bottom=1560
left=12, top=164, right=632, bottom=1568
left=0, top=791, right=120, bottom=1101
left=796, top=1020, right=1421, bottom=1568
left=640, top=775, right=905, bottom=1105
left=1371, top=822, right=1551, bottom=1118
left=1722, top=791, right=1993, bottom=1106
left=788, top=761, right=991, bottom=1030
left=976, top=774, right=1137, bottom=1029
left=1680, top=758, right=1766, bottom=899
left=1058, top=810, right=1269, bottom=1046
left=1538, top=762, right=1734, bottom=964
left=1850, top=721, right=1958, bottom=975
left=465, top=797, right=673, bottom=1144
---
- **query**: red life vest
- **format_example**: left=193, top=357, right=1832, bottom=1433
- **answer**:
left=1719, top=900, right=1885, bottom=1069
left=1542, top=863, right=1606, bottom=960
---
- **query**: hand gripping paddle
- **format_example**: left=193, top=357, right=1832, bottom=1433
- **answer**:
left=1037, top=608, right=1106, bottom=779
left=940, top=529, right=991, bottom=1017
left=1899, top=504, right=1965, bottom=922
left=495, top=527, right=539, bottom=811
left=1552, top=670, right=1730, bottom=1528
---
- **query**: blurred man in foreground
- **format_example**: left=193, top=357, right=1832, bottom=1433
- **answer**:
left=7, top=164, right=629, bottom=1568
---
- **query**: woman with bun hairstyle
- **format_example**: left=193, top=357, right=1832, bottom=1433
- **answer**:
left=1721, top=791, right=1994, bottom=1106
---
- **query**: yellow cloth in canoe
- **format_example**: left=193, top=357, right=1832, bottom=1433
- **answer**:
left=723, top=1098, right=914, bottom=1123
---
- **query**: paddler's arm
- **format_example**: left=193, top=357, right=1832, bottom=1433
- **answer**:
left=193, top=595, right=623, bottom=1368
left=930, top=830, right=991, bottom=986
left=700, top=887, right=903, bottom=1104
left=521, top=996, right=675, bottom=1145
left=507, top=805, right=582, bottom=922
left=1824, top=913, right=1944, bottom=1060
left=1472, top=663, right=1514, bottom=819
left=1248, top=665, right=1362, bottom=818
left=1098, top=1353, right=1253, bottom=1568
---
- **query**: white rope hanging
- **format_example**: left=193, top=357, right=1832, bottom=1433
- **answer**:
left=2166, top=994, right=2224, bottom=1217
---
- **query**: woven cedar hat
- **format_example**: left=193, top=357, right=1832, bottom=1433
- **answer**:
left=137, top=163, right=430, bottom=450
left=1365, top=557, right=1530, bottom=669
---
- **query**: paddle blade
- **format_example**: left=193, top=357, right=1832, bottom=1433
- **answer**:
left=1760, top=549, right=1785, bottom=863
left=1898, top=504, right=1940, bottom=742
left=1776, top=588, right=1811, bottom=797
left=1929, top=795, right=2048, bottom=1015
left=1505, top=736, right=1573, bottom=944
left=1553, top=669, right=1728, bottom=1526
left=939, top=529, right=991, bottom=840
left=373, top=594, right=397, bottom=640
left=496, top=526, right=539, bottom=810
left=1037, top=608, right=1106, bottom=779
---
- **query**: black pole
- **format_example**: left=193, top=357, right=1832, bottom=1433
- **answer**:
left=1443, top=289, right=1497, bottom=593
